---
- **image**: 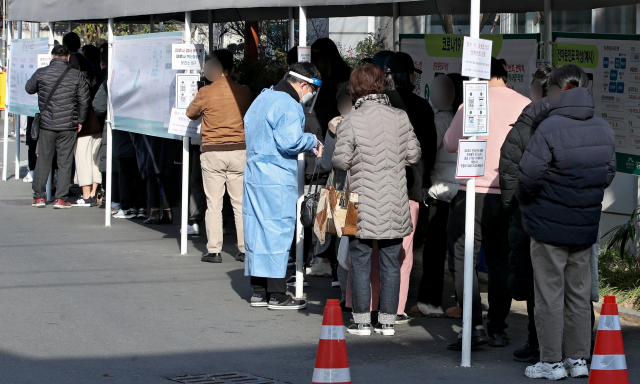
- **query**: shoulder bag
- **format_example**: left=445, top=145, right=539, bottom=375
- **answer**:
left=31, top=67, right=71, bottom=141
left=301, top=162, right=321, bottom=228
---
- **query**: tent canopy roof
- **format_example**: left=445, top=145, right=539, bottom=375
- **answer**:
left=8, top=0, right=640, bottom=23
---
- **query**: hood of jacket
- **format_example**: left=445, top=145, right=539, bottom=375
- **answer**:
left=274, top=79, right=300, bottom=102
left=548, top=87, right=594, bottom=121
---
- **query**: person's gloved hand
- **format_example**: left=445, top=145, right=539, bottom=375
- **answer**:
left=309, top=134, right=321, bottom=156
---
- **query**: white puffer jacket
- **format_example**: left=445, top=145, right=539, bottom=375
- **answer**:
left=428, top=110, right=459, bottom=202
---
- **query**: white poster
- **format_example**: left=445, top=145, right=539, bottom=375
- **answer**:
left=168, top=107, right=201, bottom=138
left=463, top=81, right=489, bottom=136
left=7, top=37, right=50, bottom=116
left=175, top=74, right=199, bottom=109
left=554, top=33, right=640, bottom=174
left=401, top=34, right=538, bottom=101
left=298, top=46, right=311, bottom=63
left=456, top=140, right=487, bottom=179
left=110, top=32, right=183, bottom=139
left=37, top=54, right=52, bottom=68
left=171, top=43, right=205, bottom=70
left=461, top=37, right=493, bottom=79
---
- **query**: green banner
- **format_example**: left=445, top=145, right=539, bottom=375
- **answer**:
left=425, top=34, right=503, bottom=58
left=616, top=153, right=640, bottom=175
left=553, top=43, right=599, bottom=68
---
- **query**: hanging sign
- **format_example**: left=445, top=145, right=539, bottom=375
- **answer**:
left=175, top=74, right=200, bottom=109
left=168, top=107, right=201, bottom=138
left=461, top=36, right=493, bottom=79
left=298, top=46, right=311, bottom=63
left=171, top=43, right=205, bottom=70
left=37, top=54, right=52, bottom=68
left=456, top=140, right=487, bottom=179
left=463, top=81, right=489, bottom=136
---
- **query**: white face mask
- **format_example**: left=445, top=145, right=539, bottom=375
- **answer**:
left=300, top=87, right=316, bottom=105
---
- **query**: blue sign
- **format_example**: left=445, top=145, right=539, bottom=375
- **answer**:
left=604, top=57, right=609, bottom=68
left=621, top=58, right=627, bottom=69
left=615, top=58, right=621, bottom=69
left=609, top=82, right=618, bottom=93
left=610, top=69, right=618, bottom=81
left=617, top=82, right=625, bottom=93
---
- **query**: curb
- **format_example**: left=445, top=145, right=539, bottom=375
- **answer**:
left=594, top=301, right=640, bottom=324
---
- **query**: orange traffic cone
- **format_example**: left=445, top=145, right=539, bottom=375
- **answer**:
left=312, top=299, right=351, bottom=384
left=588, top=296, right=629, bottom=384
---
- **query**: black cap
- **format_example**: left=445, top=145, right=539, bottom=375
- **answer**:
left=384, top=52, right=422, bottom=74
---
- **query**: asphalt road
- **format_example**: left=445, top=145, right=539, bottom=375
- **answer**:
left=1, top=138, right=638, bottom=383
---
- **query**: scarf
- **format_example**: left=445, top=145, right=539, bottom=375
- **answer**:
left=354, top=94, right=390, bottom=110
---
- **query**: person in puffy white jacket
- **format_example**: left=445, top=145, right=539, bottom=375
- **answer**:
left=411, top=73, right=463, bottom=318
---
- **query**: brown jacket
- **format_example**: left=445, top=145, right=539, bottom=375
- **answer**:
left=186, top=76, right=252, bottom=152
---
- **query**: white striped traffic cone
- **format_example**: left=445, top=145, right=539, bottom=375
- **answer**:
left=312, top=299, right=351, bottom=384
left=588, top=296, right=629, bottom=384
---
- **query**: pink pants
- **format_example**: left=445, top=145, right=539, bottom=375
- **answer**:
left=346, top=200, right=420, bottom=314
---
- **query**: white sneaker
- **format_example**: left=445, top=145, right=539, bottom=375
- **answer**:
left=113, top=208, right=137, bottom=219
left=417, top=302, right=445, bottom=317
left=23, top=171, right=33, bottom=183
left=563, top=358, right=589, bottom=378
left=188, top=223, right=200, bottom=235
left=525, top=361, right=568, bottom=380
left=306, top=258, right=332, bottom=276
left=73, top=198, right=92, bottom=207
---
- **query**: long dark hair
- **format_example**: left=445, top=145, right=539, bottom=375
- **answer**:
left=386, top=72, right=413, bottom=92
left=311, top=38, right=351, bottom=83
left=549, top=64, right=589, bottom=90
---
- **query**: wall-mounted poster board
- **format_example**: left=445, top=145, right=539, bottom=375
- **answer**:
left=7, top=37, right=49, bottom=116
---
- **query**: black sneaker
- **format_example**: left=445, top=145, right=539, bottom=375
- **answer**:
left=374, top=323, right=395, bottom=336
left=447, top=326, right=489, bottom=351
left=287, top=256, right=295, bottom=269
left=87, top=196, right=98, bottom=207
left=513, top=343, right=540, bottom=363
left=235, top=252, right=245, bottom=262
left=250, top=293, right=268, bottom=307
left=267, top=295, right=307, bottom=310
left=488, top=331, right=510, bottom=347
left=395, top=313, right=412, bottom=325
left=201, top=253, right=222, bottom=263
left=346, top=323, right=371, bottom=336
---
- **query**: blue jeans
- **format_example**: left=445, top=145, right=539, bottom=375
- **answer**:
left=349, top=238, right=402, bottom=325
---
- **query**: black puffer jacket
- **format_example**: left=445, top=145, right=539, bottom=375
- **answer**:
left=516, top=88, right=616, bottom=246
left=25, top=58, right=90, bottom=132
left=499, top=99, right=549, bottom=301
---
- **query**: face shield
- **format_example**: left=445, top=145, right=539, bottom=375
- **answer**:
left=288, top=71, right=322, bottom=112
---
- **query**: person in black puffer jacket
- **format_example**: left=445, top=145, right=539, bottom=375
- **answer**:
left=26, top=45, right=90, bottom=208
left=517, top=65, right=616, bottom=379
left=499, top=64, right=553, bottom=364
left=384, top=52, right=437, bottom=321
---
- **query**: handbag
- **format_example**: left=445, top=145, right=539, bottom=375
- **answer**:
left=328, top=171, right=359, bottom=237
left=31, top=67, right=71, bottom=141
left=300, top=163, right=321, bottom=228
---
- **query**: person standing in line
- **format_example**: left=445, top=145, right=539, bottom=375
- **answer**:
left=24, top=116, right=37, bottom=183
left=186, top=50, right=252, bottom=263
left=26, top=45, right=90, bottom=208
left=499, top=65, right=554, bottom=364
left=517, top=65, right=616, bottom=380
left=333, top=64, right=421, bottom=337
left=443, top=58, right=531, bottom=350
left=411, top=73, right=464, bottom=318
left=243, top=62, right=323, bottom=310
left=383, top=52, right=437, bottom=324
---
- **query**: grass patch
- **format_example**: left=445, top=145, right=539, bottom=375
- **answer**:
left=599, top=249, right=640, bottom=310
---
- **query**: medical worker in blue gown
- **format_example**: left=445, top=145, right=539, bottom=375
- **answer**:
left=243, top=62, right=324, bottom=310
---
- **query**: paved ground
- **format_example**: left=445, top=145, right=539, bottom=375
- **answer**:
left=1, top=138, right=639, bottom=383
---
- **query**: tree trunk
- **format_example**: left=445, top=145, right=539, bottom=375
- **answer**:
left=442, top=15, right=454, bottom=34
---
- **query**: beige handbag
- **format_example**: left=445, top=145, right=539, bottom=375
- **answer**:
left=328, top=172, right=358, bottom=237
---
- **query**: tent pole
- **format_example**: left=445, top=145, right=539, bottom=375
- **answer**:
left=295, top=5, right=308, bottom=300
left=68, top=22, right=72, bottom=33
left=461, top=0, right=481, bottom=369
left=15, top=22, right=21, bottom=180
left=180, top=11, right=192, bottom=256
left=544, top=0, right=552, bottom=62
left=289, top=8, right=295, bottom=50
left=150, top=15, right=155, bottom=34
left=1, top=20, right=10, bottom=182
left=208, top=10, right=214, bottom=53
left=637, top=5, right=640, bottom=34
left=105, top=18, right=114, bottom=227
left=393, top=3, right=399, bottom=51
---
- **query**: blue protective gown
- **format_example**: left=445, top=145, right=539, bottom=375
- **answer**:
left=243, top=84, right=317, bottom=278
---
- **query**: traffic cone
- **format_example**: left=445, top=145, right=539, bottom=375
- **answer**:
left=312, top=299, right=351, bottom=384
left=588, top=296, right=629, bottom=384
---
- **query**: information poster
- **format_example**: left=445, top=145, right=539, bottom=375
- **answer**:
left=171, top=43, right=205, bottom=70
left=168, top=107, right=201, bottom=138
left=37, top=54, right=52, bottom=68
left=463, top=81, right=489, bottom=136
left=456, top=140, right=487, bottom=179
left=461, top=37, right=493, bottom=79
left=554, top=33, right=640, bottom=175
left=110, top=32, right=183, bottom=139
left=7, top=37, right=49, bottom=116
left=401, top=34, right=538, bottom=101
left=175, top=74, right=199, bottom=109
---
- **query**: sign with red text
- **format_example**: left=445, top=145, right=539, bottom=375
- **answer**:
left=37, top=54, right=52, bottom=68
left=171, top=43, right=205, bottom=70
left=461, top=36, right=493, bottom=79
left=463, top=81, right=489, bottom=136
left=456, top=140, right=487, bottom=179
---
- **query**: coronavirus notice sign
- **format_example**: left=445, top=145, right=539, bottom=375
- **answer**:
left=461, top=36, right=493, bottom=79
left=463, top=81, right=489, bottom=136
left=456, top=140, right=487, bottom=179
left=171, top=43, right=205, bottom=70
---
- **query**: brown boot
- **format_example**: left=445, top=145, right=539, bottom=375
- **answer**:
left=444, top=305, right=462, bottom=318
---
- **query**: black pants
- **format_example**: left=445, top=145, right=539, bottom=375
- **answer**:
left=33, top=129, right=76, bottom=201
left=147, top=173, right=176, bottom=209
left=250, top=276, right=287, bottom=302
left=417, top=199, right=450, bottom=307
left=188, top=144, right=206, bottom=225
left=118, top=157, right=146, bottom=210
left=448, top=190, right=512, bottom=334
left=526, top=299, right=539, bottom=346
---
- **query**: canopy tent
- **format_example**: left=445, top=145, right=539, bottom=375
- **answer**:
left=8, top=0, right=640, bottom=23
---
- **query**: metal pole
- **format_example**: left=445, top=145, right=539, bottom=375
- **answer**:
left=105, top=18, right=114, bottom=227
left=14, top=22, right=21, bottom=180
left=289, top=8, right=295, bottom=50
left=637, top=4, right=640, bottom=34
left=393, top=3, right=400, bottom=51
left=461, top=0, right=481, bottom=369
left=180, top=12, right=192, bottom=255
left=295, top=5, right=308, bottom=299
left=2, top=0, right=6, bottom=67
left=208, top=10, right=214, bottom=53
left=544, top=0, right=553, bottom=62
left=150, top=15, right=155, bottom=34
left=1, top=20, right=11, bottom=182
left=68, top=22, right=72, bottom=33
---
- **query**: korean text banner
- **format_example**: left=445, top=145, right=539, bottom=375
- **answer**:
left=110, top=32, right=183, bottom=140
left=8, top=38, right=50, bottom=116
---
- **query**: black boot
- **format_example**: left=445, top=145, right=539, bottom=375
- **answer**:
left=144, top=208, right=160, bottom=224
left=159, top=208, right=173, bottom=224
